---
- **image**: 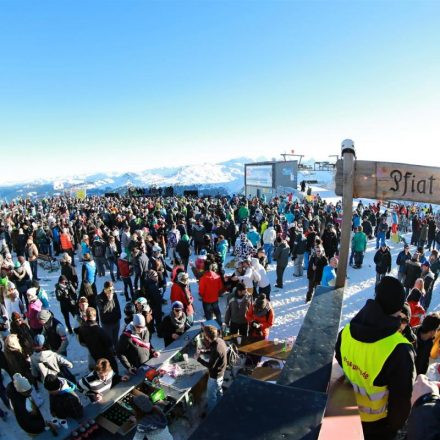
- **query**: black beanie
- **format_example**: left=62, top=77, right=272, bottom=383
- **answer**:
left=44, top=374, right=61, bottom=392
left=375, top=276, right=405, bottom=315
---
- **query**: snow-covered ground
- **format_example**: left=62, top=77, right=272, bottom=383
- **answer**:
left=3, top=231, right=440, bottom=438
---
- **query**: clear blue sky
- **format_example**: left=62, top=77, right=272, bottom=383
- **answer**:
left=1, top=0, right=439, bottom=182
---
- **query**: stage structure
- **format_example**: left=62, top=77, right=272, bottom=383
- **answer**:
left=244, top=160, right=298, bottom=198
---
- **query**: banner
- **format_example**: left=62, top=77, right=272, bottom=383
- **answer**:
left=75, top=188, right=87, bottom=200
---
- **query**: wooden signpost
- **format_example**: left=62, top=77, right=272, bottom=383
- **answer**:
left=335, top=160, right=440, bottom=204
left=334, top=151, right=440, bottom=288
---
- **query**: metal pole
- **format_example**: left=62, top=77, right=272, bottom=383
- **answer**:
left=335, top=139, right=356, bottom=289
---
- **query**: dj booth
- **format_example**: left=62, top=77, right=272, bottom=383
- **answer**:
left=35, top=327, right=205, bottom=440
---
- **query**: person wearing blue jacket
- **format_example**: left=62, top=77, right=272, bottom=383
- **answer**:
left=321, top=257, right=338, bottom=287
left=247, top=226, right=261, bottom=248
left=216, top=236, right=229, bottom=264
left=81, top=253, right=97, bottom=308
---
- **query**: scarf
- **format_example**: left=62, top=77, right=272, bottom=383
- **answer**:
left=170, top=311, right=187, bottom=333
left=102, top=295, right=117, bottom=314
left=123, top=328, right=151, bottom=350
left=254, top=302, right=271, bottom=318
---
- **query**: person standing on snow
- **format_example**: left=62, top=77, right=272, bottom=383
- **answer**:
left=374, top=243, right=392, bottom=285
left=335, top=276, right=416, bottom=440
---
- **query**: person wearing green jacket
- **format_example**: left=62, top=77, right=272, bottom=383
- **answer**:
left=352, top=226, right=368, bottom=268
left=237, top=203, right=249, bottom=223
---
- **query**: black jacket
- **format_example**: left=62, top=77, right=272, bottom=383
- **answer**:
left=198, top=337, right=228, bottom=379
left=361, top=220, right=373, bottom=237
left=78, top=321, right=115, bottom=360
left=160, top=314, right=190, bottom=347
left=415, top=327, right=434, bottom=375
left=292, top=234, right=307, bottom=257
left=176, top=239, right=191, bottom=259
left=407, top=396, right=440, bottom=440
left=307, top=254, right=328, bottom=282
left=49, top=379, right=83, bottom=420
left=322, top=230, right=338, bottom=257
left=335, top=300, right=415, bottom=435
left=396, top=250, right=411, bottom=273
left=7, top=382, right=46, bottom=434
left=374, top=247, right=392, bottom=274
left=61, top=262, right=78, bottom=289
left=55, top=282, right=77, bottom=311
left=97, top=292, right=121, bottom=325
left=404, top=260, right=422, bottom=289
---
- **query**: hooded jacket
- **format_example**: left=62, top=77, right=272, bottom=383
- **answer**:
left=225, top=291, right=252, bottom=326
left=30, top=349, right=73, bottom=381
left=374, top=247, right=392, bottom=274
left=26, top=299, right=43, bottom=331
left=48, top=378, right=83, bottom=420
left=404, top=260, right=422, bottom=289
left=6, top=382, right=46, bottom=434
left=78, top=320, right=115, bottom=360
left=117, top=324, right=156, bottom=369
left=251, top=258, right=270, bottom=288
left=199, top=270, right=223, bottom=304
left=262, top=226, right=276, bottom=245
left=273, top=241, right=290, bottom=267
left=335, top=300, right=416, bottom=435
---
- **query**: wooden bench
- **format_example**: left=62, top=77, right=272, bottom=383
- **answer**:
left=318, top=370, right=364, bottom=439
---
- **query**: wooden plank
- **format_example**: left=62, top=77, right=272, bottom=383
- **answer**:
left=251, top=367, right=282, bottom=382
left=238, top=339, right=292, bottom=361
left=352, top=161, right=376, bottom=198
left=335, top=160, right=375, bottom=198
left=376, top=162, right=440, bottom=204
left=319, top=376, right=364, bottom=440
left=336, top=160, right=440, bottom=204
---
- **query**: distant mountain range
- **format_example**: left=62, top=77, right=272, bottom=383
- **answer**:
left=0, top=156, right=333, bottom=199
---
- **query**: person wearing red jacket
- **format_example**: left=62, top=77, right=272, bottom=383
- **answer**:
left=407, top=287, right=426, bottom=328
left=170, top=272, right=194, bottom=324
left=199, top=264, right=223, bottom=326
left=117, top=252, right=133, bottom=301
left=245, top=294, right=274, bottom=341
left=60, top=228, right=75, bottom=266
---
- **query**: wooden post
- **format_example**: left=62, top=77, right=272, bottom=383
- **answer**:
left=335, top=140, right=356, bottom=289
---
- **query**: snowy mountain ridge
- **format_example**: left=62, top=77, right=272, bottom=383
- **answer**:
left=0, top=156, right=335, bottom=199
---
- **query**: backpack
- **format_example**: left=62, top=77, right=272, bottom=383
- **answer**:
left=92, top=240, right=106, bottom=257
left=167, top=231, right=177, bottom=248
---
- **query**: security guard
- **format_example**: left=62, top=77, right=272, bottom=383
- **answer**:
left=335, top=276, right=415, bottom=440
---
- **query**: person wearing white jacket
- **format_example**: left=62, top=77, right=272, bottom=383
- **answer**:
left=262, top=225, right=276, bottom=264
left=251, top=258, right=271, bottom=300
left=237, top=260, right=261, bottom=295
left=4, top=282, right=26, bottom=319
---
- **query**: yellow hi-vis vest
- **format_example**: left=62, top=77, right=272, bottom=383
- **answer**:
left=340, top=324, right=411, bottom=422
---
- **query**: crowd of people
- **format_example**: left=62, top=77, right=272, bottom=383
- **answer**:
left=0, top=193, right=439, bottom=438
